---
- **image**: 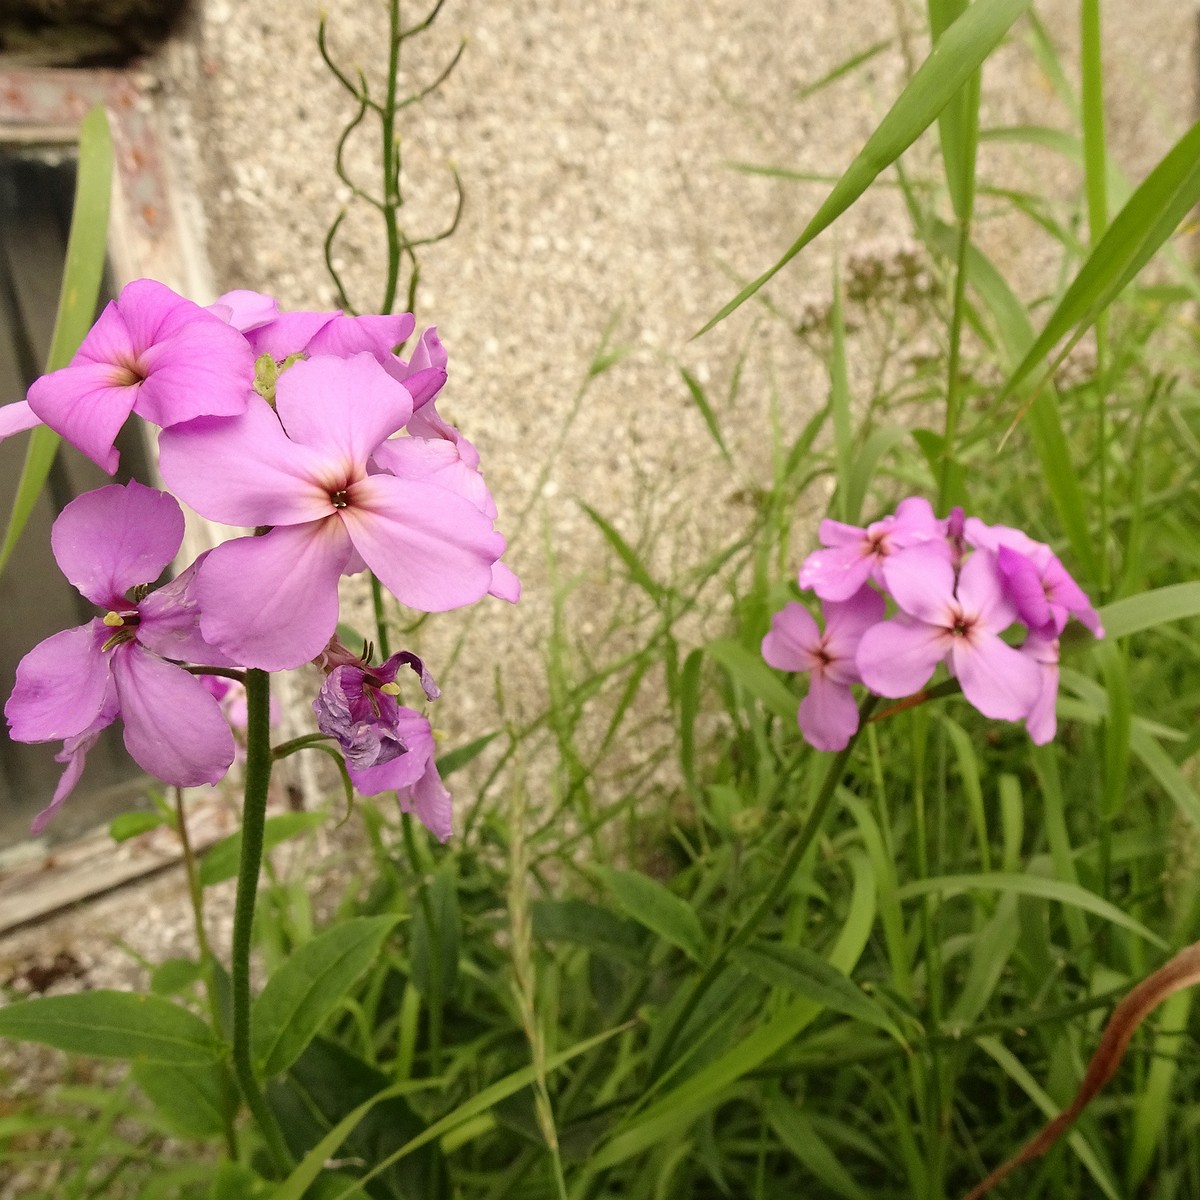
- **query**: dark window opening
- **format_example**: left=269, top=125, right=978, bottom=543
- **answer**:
left=0, top=148, right=156, bottom=848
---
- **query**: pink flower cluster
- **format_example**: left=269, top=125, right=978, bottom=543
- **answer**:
left=2, top=280, right=517, bottom=839
left=762, top=498, right=1103, bottom=751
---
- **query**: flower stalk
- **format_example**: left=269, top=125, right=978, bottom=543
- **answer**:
left=230, top=667, right=291, bottom=1173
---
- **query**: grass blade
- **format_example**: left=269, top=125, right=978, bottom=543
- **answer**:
left=695, top=0, right=1031, bottom=335
left=0, top=104, right=112, bottom=574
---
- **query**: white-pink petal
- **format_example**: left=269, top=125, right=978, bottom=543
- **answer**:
left=341, top=474, right=503, bottom=613
left=196, top=521, right=353, bottom=670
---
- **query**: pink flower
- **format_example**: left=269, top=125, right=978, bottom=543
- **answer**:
left=4, top=483, right=236, bottom=831
left=762, top=587, right=885, bottom=750
left=25, top=280, right=255, bottom=473
left=312, top=648, right=440, bottom=771
left=857, top=545, right=1042, bottom=722
left=158, top=352, right=509, bottom=670
left=347, top=708, right=453, bottom=842
left=209, top=289, right=415, bottom=364
left=380, top=325, right=449, bottom=409
left=965, top=518, right=1103, bottom=638
left=799, top=497, right=947, bottom=601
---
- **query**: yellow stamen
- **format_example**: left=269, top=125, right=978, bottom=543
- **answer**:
left=380, top=682, right=401, bottom=697
left=102, top=611, right=125, bottom=627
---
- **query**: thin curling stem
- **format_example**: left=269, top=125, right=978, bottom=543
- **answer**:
left=230, top=668, right=291, bottom=1173
left=647, top=694, right=879, bottom=1082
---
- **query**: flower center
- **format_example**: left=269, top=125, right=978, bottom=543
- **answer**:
left=330, top=489, right=349, bottom=509
left=109, top=355, right=148, bottom=389
left=100, top=609, right=140, bottom=651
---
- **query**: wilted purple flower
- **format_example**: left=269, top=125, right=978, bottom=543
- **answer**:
left=762, top=587, right=885, bottom=750
left=312, top=649, right=439, bottom=771
left=4, top=483, right=235, bottom=831
left=348, top=708, right=453, bottom=842
left=799, top=497, right=948, bottom=601
left=24, top=279, right=255, bottom=473
left=857, top=544, right=1042, bottom=722
left=158, top=352, right=510, bottom=670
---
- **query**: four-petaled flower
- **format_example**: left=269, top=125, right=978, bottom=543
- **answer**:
left=762, top=588, right=884, bottom=751
left=24, top=279, right=255, bottom=473
left=158, top=352, right=509, bottom=670
left=4, top=483, right=235, bottom=831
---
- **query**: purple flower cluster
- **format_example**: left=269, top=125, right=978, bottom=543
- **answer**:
left=2, top=280, right=516, bottom=838
left=763, top=498, right=1103, bottom=751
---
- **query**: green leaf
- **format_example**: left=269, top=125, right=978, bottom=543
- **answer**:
left=532, top=898, right=646, bottom=960
left=732, top=943, right=903, bottom=1040
left=579, top=501, right=664, bottom=604
left=133, top=1059, right=234, bottom=1138
left=998, top=113, right=1200, bottom=403
left=272, top=1024, right=628, bottom=1200
left=766, top=1098, right=871, bottom=1200
left=678, top=647, right=703, bottom=792
left=0, top=105, right=113, bottom=574
left=707, top=637, right=799, bottom=722
left=251, top=915, right=399, bottom=1077
left=896, top=873, right=1167, bottom=948
left=680, top=368, right=732, bottom=463
left=436, top=731, right=499, bottom=778
left=411, top=866, right=460, bottom=1000
left=0, top=990, right=220, bottom=1064
left=975, top=1036, right=1121, bottom=1199
left=591, top=852, right=878, bottom=1169
left=696, top=0, right=1031, bottom=334
left=592, top=866, right=706, bottom=962
left=1098, top=582, right=1200, bottom=640
left=199, top=811, right=326, bottom=887
left=108, top=810, right=169, bottom=842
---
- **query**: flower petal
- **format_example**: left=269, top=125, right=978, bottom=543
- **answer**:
left=0, top=399, right=42, bottom=439
left=797, top=543, right=874, bottom=601
left=856, top=616, right=948, bottom=698
left=6, top=623, right=113, bottom=742
left=305, top=312, right=415, bottom=360
left=196, top=521, right=353, bottom=670
left=51, top=482, right=184, bottom=607
left=275, top=354, right=412, bottom=469
left=372, top=435, right=496, bottom=518
left=880, top=545, right=957, bottom=624
left=31, top=712, right=116, bottom=835
left=26, top=361, right=136, bottom=474
left=762, top=602, right=820, bottom=672
left=341, top=474, right=503, bottom=612
left=953, top=632, right=1042, bottom=722
left=158, top=396, right=333, bottom=527
left=111, top=644, right=235, bottom=785
left=137, top=556, right=238, bottom=666
left=797, top=673, right=860, bottom=751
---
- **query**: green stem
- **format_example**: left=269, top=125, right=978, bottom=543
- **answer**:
left=371, top=572, right=392, bottom=659
left=231, top=668, right=291, bottom=1174
left=647, top=695, right=879, bottom=1080
left=380, top=0, right=403, bottom=315
left=173, top=787, right=239, bottom=1161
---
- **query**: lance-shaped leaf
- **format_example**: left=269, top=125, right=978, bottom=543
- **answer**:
left=697, top=0, right=1031, bottom=335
